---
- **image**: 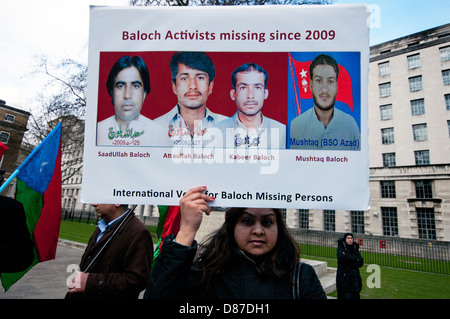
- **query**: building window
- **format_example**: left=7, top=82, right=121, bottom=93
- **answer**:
left=380, top=104, right=393, bottom=120
left=379, top=82, right=391, bottom=97
left=381, top=207, right=398, bottom=236
left=407, top=54, right=421, bottom=69
left=381, top=127, right=394, bottom=144
left=323, top=210, right=335, bottom=231
left=378, top=61, right=390, bottom=76
left=440, top=46, right=450, bottom=62
left=446, top=94, right=450, bottom=110
left=0, top=131, right=10, bottom=144
left=4, top=114, right=15, bottom=123
left=411, top=99, right=425, bottom=115
left=417, top=208, right=436, bottom=240
left=381, top=181, right=396, bottom=198
left=298, top=209, right=309, bottom=229
left=448, top=120, right=450, bottom=137
left=382, top=153, right=396, bottom=167
left=414, top=150, right=430, bottom=165
left=412, top=123, right=428, bottom=141
left=351, top=211, right=365, bottom=234
left=415, top=180, right=433, bottom=199
left=409, top=76, right=423, bottom=92
left=443, top=70, right=450, bottom=85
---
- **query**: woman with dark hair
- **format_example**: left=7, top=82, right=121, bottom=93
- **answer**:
left=146, top=186, right=326, bottom=299
left=336, top=233, right=364, bottom=299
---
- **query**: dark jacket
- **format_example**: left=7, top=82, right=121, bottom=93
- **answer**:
left=65, top=213, right=153, bottom=299
left=0, top=195, right=34, bottom=274
left=146, top=234, right=326, bottom=299
left=336, top=234, right=364, bottom=293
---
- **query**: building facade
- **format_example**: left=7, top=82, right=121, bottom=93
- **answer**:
left=61, top=24, right=450, bottom=240
left=287, top=23, right=450, bottom=241
left=0, top=100, right=30, bottom=196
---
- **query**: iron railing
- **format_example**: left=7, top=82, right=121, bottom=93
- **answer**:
left=290, top=228, right=450, bottom=275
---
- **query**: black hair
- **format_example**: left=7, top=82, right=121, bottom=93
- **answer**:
left=231, top=63, right=268, bottom=90
left=170, top=52, right=215, bottom=84
left=195, top=208, right=300, bottom=287
left=106, top=55, right=151, bottom=96
left=309, top=54, right=339, bottom=80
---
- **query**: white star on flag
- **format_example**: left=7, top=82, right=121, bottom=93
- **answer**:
left=300, top=69, right=307, bottom=78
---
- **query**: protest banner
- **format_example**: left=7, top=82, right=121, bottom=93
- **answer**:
left=81, top=5, right=370, bottom=209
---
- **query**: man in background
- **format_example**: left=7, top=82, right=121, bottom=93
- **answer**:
left=0, top=193, right=34, bottom=275
left=66, top=204, right=153, bottom=299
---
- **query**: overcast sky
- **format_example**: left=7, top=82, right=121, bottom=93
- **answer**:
left=0, top=0, right=128, bottom=109
left=0, top=0, right=448, bottom=110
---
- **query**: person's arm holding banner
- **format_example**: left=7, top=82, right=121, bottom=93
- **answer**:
left=147, top=186, right=215, bottom=299
left=147, top=186, right=327, bottom=299
left=175, top=186, right=215, bottom=247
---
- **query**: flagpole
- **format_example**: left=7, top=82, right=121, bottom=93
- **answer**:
left=288, top=54, right=301, bottom=117
left=0, top=169, right=20, bottom=193
left=0, top=123, right=62, bottom=194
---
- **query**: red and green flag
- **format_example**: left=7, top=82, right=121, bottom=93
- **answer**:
left=0, top=141, right=8, bottom=158
left=0, top=123, right=62, bottom=291
left=152, top=205, right=181, bottom=267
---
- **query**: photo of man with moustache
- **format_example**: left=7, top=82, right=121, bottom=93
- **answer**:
left=154, top=52, right=227, bottom=147
left=211, top=62, right=285, bottom=149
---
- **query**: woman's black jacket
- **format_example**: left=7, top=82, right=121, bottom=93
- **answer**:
left=336, top=238, right=364, bottom=293
left=145, top=235, right=327, bottom=299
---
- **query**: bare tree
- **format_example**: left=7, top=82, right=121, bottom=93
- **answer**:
left=24, top=56, right=86, bottom=183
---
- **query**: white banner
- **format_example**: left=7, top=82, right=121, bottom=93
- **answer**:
left=81, top=4, right=370, bottom=209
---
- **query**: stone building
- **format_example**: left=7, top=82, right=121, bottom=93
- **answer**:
left=0, top=100, right=30, bottom=196
left=287, top=23, right=450, bottom=241
left=62, top=24, right=450, bottom=240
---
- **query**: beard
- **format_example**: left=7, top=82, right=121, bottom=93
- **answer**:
left=313, top=95, right=336, bottom=112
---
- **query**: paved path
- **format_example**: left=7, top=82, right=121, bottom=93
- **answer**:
left=1, top=240, right=335, bottom=300
left=0, top=241, right=85, bottom=299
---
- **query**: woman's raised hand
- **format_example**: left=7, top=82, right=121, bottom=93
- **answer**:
left=175, top=186, right=215, bottom=246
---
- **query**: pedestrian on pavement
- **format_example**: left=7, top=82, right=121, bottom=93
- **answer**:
left=66, top=204, right=153, bottom=299
left=0, top=195, right=34, bottom=274
left=336, top=233, right=364, bottom=299
left=145, top=186, right=326, bottom=299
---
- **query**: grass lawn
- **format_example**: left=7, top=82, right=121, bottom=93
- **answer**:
left=59, top=220, right=450, bottom=299
left=59, top=220, right=159, bottom=244
left=59, top=220, right=97, bottom=244
left=359, top=266, right=450, bottom=299
left=305, top=255, right=450, bottom=299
